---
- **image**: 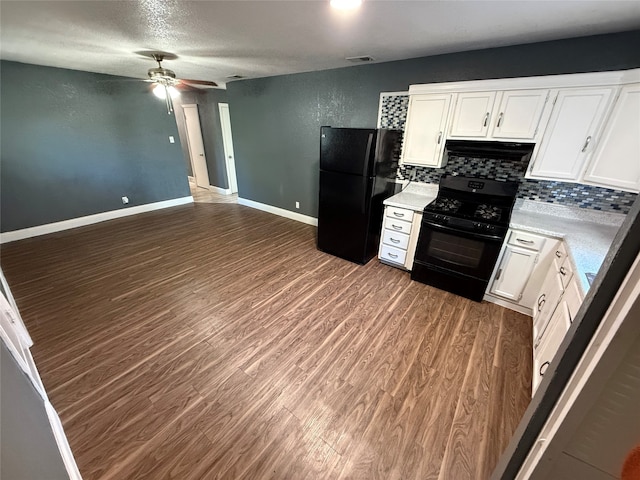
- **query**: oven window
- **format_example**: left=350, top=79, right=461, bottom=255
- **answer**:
left=427, top=231, right=485, bottom=268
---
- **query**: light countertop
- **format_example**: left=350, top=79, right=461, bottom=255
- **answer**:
left=383, top=182, right=438, bottom=211
left=510, top=200, right=624, bottom=294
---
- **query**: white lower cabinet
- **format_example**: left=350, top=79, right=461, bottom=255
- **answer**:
left=533, top=300, right=572, bottom=394
left=487, top=229, right=558, bottom=312
left=532, top=263, right=565, bottom=345
left=531, top=261, right=584, bottom=396
left=489, top=245, right=538, bottom=302
left=378, top=205, right=422, bottom=270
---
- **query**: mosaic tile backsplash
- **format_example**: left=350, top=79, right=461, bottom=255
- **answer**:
left=380, top=93, right=637, bottom=214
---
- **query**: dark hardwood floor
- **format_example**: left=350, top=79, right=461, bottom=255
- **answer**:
left=1, top=202, right=532, bottom=479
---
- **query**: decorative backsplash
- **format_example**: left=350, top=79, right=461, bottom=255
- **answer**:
left=380, top=93, right=637, bottom=214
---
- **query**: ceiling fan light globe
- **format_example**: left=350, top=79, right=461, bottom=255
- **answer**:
left=152, top=84, right=167, bottom=99
left=167, top=86, right=180, bottom=99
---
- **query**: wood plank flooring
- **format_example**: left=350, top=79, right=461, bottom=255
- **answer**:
left=1, top=202, right=532, bottom=479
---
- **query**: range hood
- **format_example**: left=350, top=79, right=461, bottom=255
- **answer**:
left=445, top=140, right=535, bottom=161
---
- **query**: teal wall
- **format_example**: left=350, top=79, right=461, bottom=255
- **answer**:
left=226, top=30, right=640, bottom=218
left=0, top=61, right=190, bottom=232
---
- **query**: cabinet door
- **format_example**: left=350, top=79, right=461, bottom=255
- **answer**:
left=583, top=83, right=640, bottom=193
left=533, top=267, right=564, bottom=345
left=533, top=300, right=572, bottom=394
left=490, top=245, right=538, bottom=301
left=529, top=88, right=614, bottom=181
left=401, top=94, right=452, bottom=167
left=449, top=91, right=496, bottom=138
left=491, top=89, right=549, bottom=139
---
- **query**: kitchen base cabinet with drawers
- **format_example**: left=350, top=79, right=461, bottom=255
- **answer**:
left=378, top=205, right=422, bottom=270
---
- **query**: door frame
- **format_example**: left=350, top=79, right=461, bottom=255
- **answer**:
left=218, top=103, right=238, bottom=194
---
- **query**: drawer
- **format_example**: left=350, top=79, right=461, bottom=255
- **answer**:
left=383, top=216, right=412, bottom=235
left=507, top=230, right=546, bottom=251
left=559, top=256, right=574, bottom=289
left=553, top=242, right=568, bottom=271
left=380, top=244, right=407, bottom=265
left=382, top=229, right=410, bottom=250
left=386, top=206, right=414, bottom=223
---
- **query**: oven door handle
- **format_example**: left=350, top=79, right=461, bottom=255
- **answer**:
left=421, top=220, right=504, bottom=243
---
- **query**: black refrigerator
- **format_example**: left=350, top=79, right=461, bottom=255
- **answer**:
left=317, top=126, right=401, bottom=264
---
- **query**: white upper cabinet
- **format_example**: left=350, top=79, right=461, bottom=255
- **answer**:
left=401, top=93, right=452, bottom=167
left=449, top=91, right=497, bottom=138
left=582, top=83, right=640, bottom=193
left=529, top=88, right=615, bottom=181
left=449, top=89, right=548, bottom=140
left=491, top=89, right=549, bottom=140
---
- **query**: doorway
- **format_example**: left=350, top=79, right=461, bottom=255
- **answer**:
left=182, top=104, right=210, bottom=190
left=218, top=103, right=238, bottom=194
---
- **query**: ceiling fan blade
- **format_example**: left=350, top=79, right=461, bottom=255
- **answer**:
left=179, top=79, right=218, bottom=88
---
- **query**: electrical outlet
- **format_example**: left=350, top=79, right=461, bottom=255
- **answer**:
left=169, top=136, right=175, bottom=143
left=295, top=201, right=300, bottom=209
left=122, top=196, right=129, bottom=204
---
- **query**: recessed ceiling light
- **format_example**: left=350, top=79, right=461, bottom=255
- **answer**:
left=330, top=0, right=362, bottom=10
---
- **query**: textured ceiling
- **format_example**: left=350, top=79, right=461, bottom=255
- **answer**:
left=1, top=0, right=640, bottom=88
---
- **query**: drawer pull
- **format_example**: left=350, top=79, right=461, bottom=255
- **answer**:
left=560, top=267, right=567, bottom=276
left=389, top=238, right=401, bottom=244
left=387, top=252, right=398, bottom=259
left=516, top=238, right=535, bottom=245
left=393, top=212, right=405, bottom=218
left=483, top=112, right=490, bottom=127
left=555, top=250, right=562, bottom=258
left=497, top=112, right=504, bottom=128
left=581, top=135, right=592, bottom=153
left=495, top=268, right=502, bottom=281
left=391, top=224, right=403, bottom=230
left=537, top=293, right=546, bottom=312
left=540, top=361, right=550, bottom=376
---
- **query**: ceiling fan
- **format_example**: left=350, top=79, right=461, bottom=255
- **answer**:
left=145, top=53, right=217, bottom=114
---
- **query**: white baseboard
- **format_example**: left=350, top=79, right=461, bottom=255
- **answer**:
left=237, top=197, right=318, bottom=227
left=208, top=185, right=233, bottom=195
left=0, top=196, right=194, bottom=244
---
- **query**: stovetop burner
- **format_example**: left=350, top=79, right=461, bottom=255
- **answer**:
left=475, top=204, right=503, bottom=221
left=430, top=197, right=462, bottom=213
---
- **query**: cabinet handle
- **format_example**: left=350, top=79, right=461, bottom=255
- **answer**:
left=537, top=293, right=546, bottom=311
left=555, top=250, right=562, bottom=258
left=581, top=135, right=592, bottom=152
left=437, top=131, right=443, bottom=144
left=540, top=361, right=550, bottom=376
left=391, top=224, right=403, bottom=230
left=393, top=212, right=405, bottom=218
left=495, top=268, right=503, bottom=281
left=483, top=112, right=490, bottom=127
left=560, top=267, right=567, bottom=276
left=387, top=252, right=398, bottom=259
left=516, top=238, right=535, bottom=245
left=497, top=112, right=504, bottom=128
left=389, top=238, right=401, bottom=244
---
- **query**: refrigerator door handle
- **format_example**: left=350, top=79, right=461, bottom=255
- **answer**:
left=363, top=133, right=375, bottom=176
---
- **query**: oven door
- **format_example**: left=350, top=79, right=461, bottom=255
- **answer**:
left=413, top=220, right=503, bottom=281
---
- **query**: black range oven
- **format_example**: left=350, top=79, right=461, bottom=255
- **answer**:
left=411, top=175, right=519, bottom=302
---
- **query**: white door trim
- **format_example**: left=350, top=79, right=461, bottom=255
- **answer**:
left=219, top=103, right=238, bottom=194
